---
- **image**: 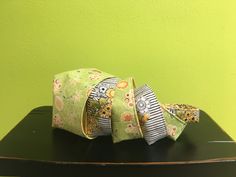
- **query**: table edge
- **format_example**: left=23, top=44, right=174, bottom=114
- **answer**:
left=0, top=155, right=236, bottom=166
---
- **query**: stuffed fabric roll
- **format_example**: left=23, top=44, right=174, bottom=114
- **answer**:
left=52, top=68, right=200, bottom=145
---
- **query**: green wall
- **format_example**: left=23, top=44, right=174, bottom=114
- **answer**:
left=0, top=0, right=236, bottom=140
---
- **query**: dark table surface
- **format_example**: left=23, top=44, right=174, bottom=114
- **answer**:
left=0, top=106, right=236, bottom=177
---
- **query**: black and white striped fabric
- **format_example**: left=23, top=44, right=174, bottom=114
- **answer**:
left=86, top=77, right=118, bottom=137
left=87, top=79, right=168, bottom=144
left=135, top=85, right=168, bottom=145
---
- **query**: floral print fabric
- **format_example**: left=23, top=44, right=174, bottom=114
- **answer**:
left=86, top=77, right=118, bottom=137
left=161, top=106, right=187, bottom=140
left=162, top=104, right=200, bottom=123
left=52, top=68, right=114, bottom=139
left=111, top=78, right=143, bottom=143
left=52, top=68, right=200, bottom=145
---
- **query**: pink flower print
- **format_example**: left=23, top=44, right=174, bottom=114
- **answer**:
left=121, top=112, right=134, bottom=121
left=67, top=112, right=76, bottom=126
left=125, top=123, right=139, bottom=134
left=89, top=73, right=101, bottom=80
left=72, top=91, right=81, bottom=102
left=167, top=124, right=177, bottom=137
left=69, top=78, right=81, bottom=86
left=124, top=90, right=135, bottom=108
left=53, top=79, right=62, bottom=94
left=53, top=114, right=63, bottom=128
left=54, top=96, right=64, bottom=111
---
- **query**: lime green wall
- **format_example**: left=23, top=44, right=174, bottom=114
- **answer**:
left=0, top=0, right=236, bottom=140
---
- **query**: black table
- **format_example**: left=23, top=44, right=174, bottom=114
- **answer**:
left=0, top=106, right=236, bottom=177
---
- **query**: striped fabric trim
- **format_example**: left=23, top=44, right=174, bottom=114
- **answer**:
left=88, top=78, right=118, bottom=100
left=135, top=84, right=168, bottom=145
left=86, top=77, right=118, bottom=137
left=97, top=117, right=112, bottom=135
left=87, top=80, right=168, bottom=144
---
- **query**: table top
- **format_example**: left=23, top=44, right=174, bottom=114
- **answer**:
left=0, top=106, right=236, bottom=177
